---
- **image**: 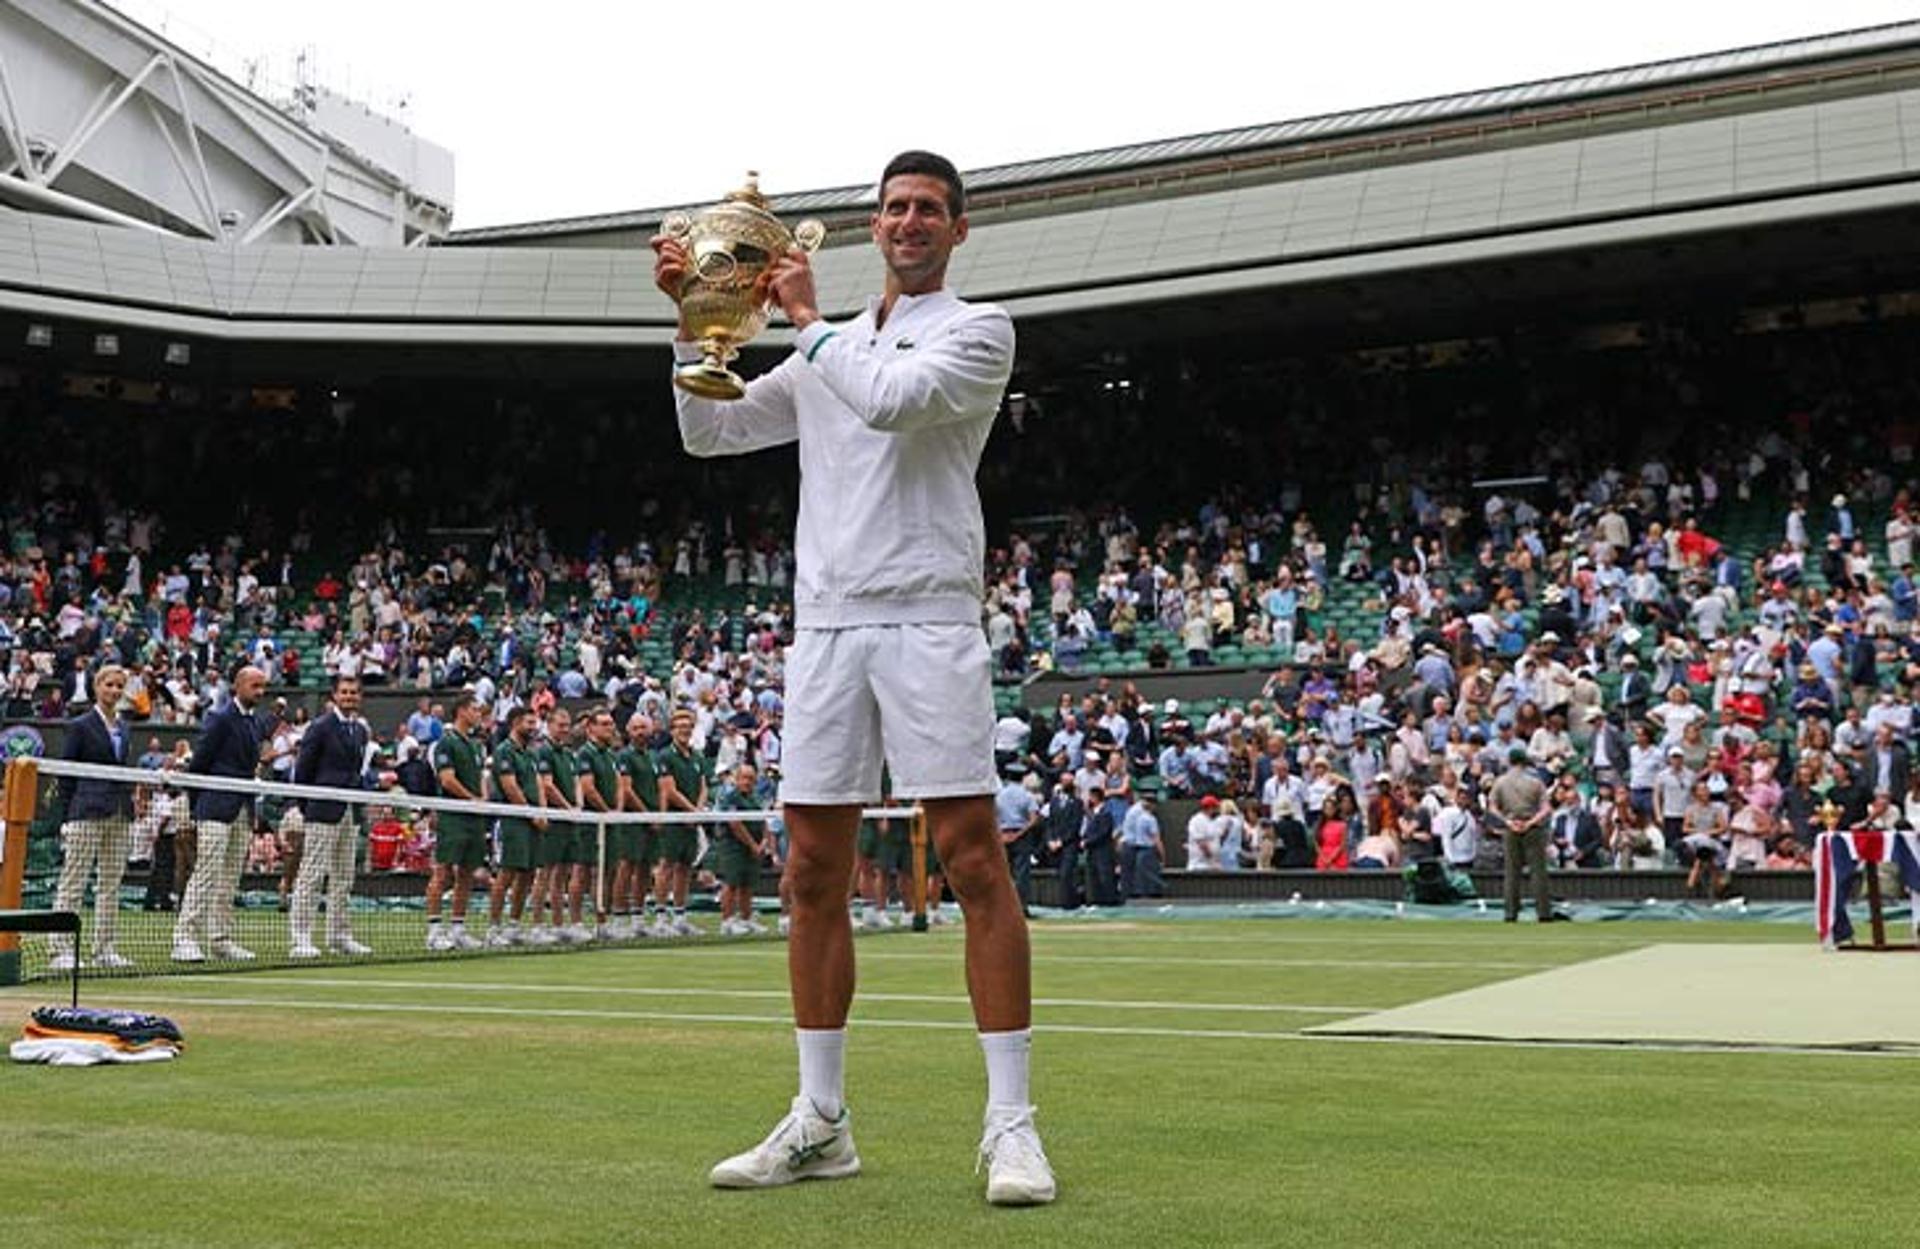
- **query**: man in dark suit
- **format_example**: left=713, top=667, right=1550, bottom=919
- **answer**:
left=1043, top=778, right=1084, bottom=910
left=1080, top=789, right=1122, bottom=907
left=1588, top=713, right=1630, bottom=791
left=1549, top=774, right=1607, bottom=870
left=288, top=674, right=373, bottom=958
left=1865, top=725, right=1911, bottom=803
left=50, top=665, right=134, bottom=971
left=173, top=666, right=268, bottom=963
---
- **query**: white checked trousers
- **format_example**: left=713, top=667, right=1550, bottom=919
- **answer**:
left=175, top=819, right=249, bottom=946
left=50, top=819, right=130, bottom=958
left=289, top=816, right=359, bottom=947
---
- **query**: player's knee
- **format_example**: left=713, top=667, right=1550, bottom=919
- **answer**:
left=786, top=846, right=846, bottom=912
left=937, top=838, right=1005, bottom=900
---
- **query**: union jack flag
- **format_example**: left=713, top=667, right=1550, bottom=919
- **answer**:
left=1814, top=829, right=1920, bottom=948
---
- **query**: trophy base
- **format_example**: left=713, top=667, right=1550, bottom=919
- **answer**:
left=673, top=361, right=747, bottom=402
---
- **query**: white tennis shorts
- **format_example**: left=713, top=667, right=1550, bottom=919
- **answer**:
left=780, top=622, right=998, bottom=805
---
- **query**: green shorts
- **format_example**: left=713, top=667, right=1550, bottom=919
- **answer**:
left=857, top=821, right=888, bottom=861
left=535, top=827, right=571, bottom=868
left=877, top=831, right=911, bottom=875
left=634, top=828, right=659, bottom=867
left=713, top=846, right=761, bottom=888
left=569, top=825, right=601, bottom=867
left=657, top=827, right=698, bottom=866
left=436, top=818, right=487, bottom=869
left=607, top=826, right=638, bottom=864
left=498, top=820, right=534, bottom=872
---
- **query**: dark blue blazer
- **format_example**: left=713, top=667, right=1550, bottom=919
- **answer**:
left=56, top=709, right=133, bottom=820
left=186, top=702, right=265, bottom=823
left=293, top=710, right=370, bottom=822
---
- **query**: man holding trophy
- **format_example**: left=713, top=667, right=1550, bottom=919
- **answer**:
left=653, top=150, right=1055, bottom=1206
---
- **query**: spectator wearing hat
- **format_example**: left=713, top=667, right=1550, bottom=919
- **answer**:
left=1651, top=745, right=1695, bottom=855
left=1485, top=747, right=1555, bottom=921
left=1117, top=794, right=1164, bottom=898
left=1185, top=795, right=1226, bottom=870
left=994, top=768, right=1042, bottom=911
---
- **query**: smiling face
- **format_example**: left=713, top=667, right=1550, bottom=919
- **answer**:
left=871, top=173, right=966, bottom=295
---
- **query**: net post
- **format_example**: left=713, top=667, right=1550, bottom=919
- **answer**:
left=909, top=803, right=929, bottom=933
left=596, top=822, right=609, bottom=926
left=1, top=757, right=41, bottom=986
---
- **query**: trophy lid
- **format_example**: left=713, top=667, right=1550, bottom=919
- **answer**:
left=723, top=172, right=771, bottom=212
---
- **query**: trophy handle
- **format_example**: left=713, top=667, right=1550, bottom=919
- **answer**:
left=793, top=219, right=826, bottom=254
left=659, top=211, right=693, bottom=241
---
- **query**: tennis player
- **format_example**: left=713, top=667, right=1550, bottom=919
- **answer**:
left=653, top=150, right=1054, bottom=1205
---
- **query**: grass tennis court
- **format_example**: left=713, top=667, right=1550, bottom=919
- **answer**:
left=5, top=918, right=1916, bottom=1248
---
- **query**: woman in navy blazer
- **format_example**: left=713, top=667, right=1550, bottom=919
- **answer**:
left=49, top=665, right=134, bottom=971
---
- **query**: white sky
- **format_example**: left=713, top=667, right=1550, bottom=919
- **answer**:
left=113, top=0, right=1920, bottom=230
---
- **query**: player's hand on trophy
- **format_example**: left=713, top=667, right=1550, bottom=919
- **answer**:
left=766, top=246, right=821, bottom=330
left=650, top=234, right=690, bottom=303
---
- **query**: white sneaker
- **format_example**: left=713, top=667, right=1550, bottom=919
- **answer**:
left=594, top=924, right=611, bottom=943
left=928, top=907, right=953, bottom=927
left=288, top=941, right=323, bottom=960
left=451, top=927, right=483, bottom=951
left=861, top=911, right=891, bottom=932
left=426, top=927, right=454, bottom=952
left=709, top=1096, right=860, bottom=1189
left=210, top=939, right=256, bottom=962
left=170, top=938, right=206, bottom=964
left=672, top=916, right=700, bottom=937
left=650, top=917, right=677, bottom=938
left=92, top=948, right=134, bottom=970
left=47, top=951, right=81, bottom=973
left=484, top=927, right=516, bottom=949
left=979, top=1108, right=1056, bottom=1206
left=777, top=915, right=791, bottom=937
left=329, top=937, right=373, bottom=957
left=526, top=927, right=560, bottom=947
left=566, top=924, right=594, bottom=944
left=745, top=918, right=770, bottom=934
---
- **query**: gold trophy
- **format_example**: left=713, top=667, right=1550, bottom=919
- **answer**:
left=658, top=173, right=827, bottom=401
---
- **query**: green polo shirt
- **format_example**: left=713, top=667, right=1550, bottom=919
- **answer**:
left=431, top=729, right=486, bottom=835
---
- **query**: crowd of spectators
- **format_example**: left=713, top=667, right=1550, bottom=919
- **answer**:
left=9, top=310, right=1920, bottom=891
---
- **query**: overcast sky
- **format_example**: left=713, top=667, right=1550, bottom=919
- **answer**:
left=111, top=0, right=1920, bottom=230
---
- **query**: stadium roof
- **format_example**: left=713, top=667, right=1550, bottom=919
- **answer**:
left=448, top=20, right=1920, bottom=243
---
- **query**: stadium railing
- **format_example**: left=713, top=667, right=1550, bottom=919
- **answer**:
left=0, top=757, right=919, bottom=985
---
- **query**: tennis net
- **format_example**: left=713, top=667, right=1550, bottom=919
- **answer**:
left=1, top=756, right=917, bottom=983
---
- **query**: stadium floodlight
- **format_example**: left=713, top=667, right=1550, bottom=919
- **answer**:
left=93, top=333, right=119, bottom=357
left=164, top=342, right=191, bottom=366
left=25, top=324, right=52, bottom=348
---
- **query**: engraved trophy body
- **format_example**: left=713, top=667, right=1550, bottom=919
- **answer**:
left=658, top=173, right=826, bottom=401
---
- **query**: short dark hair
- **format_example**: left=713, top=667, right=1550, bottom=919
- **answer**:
left=450, top=693, right=478, bottom=717
left=331, top=673, right=361, bottom=693
left=880, top=150, right=965, bottom=217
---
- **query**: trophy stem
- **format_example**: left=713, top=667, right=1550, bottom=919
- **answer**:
left=674, top=350, right=747, bottom=401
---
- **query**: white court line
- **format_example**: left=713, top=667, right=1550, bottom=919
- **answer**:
left=61, top=992, right=1920, bottom=1060
left=1025, top=929, right=1800, bottom=948
left=222, top=975, right=1375, bottom=1015
left=612, top=948, right=1562, bottom=971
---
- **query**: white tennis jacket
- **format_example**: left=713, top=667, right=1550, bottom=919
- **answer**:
left=675, top=288, right=1014, bottom=631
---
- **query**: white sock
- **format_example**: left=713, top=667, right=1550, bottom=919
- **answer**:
left=979, top=1028, right=1032, bottom=1114
left=796, top=1028, right=846, bottom=1120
